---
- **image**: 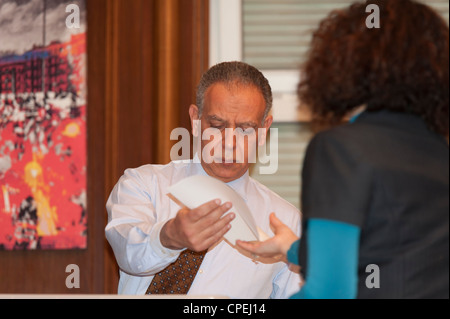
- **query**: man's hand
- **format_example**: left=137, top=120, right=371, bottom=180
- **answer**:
left=160, top=199, right=235, bottom=252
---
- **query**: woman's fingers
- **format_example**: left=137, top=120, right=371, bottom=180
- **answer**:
left=236, top=239, right=281, bottom=258
left=236, top=213, right=300, bottom=259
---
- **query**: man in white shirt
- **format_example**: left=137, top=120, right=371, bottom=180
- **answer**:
left=105, top=61, right=301, bottom=298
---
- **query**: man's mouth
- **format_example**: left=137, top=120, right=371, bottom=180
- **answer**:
left=211, top=156, right=237, bottom=164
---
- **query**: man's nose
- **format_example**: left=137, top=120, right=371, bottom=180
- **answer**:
left=223, top=127, right=235, bottom=150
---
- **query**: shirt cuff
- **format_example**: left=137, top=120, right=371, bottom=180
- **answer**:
left=149, top=220, right=185, bottom=259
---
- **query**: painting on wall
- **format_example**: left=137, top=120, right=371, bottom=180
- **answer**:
left=0, top=0, right=87, bottom=250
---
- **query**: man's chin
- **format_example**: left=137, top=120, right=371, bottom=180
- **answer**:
left=202, top=161, right=248, bottom=182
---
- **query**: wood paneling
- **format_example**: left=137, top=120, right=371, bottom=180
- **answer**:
left=155, top=0, right=210, bottom=164
left=0, top=0, right=209, bottom=294
left=178, top=0, right=210, bottom=153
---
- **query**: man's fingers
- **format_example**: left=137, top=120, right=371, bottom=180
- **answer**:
left=176, top=200, right=234, bottom=251
left=199, top=210, right=235, bottom=240
left=200, top=214, right=235, bottom=249
left=200, top=201, right=233, bottom=226
left=189, top=199, right=223, bottom=222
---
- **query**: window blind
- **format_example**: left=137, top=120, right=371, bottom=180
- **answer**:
left=250, top=123, right=313, bottom=210
left=243, top=0, right=450, bottom=70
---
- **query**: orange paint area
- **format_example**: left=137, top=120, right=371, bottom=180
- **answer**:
left=0, top=33, right=87, bottom=250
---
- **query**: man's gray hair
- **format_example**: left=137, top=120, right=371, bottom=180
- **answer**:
left=196, top=61, right=273, bottom=120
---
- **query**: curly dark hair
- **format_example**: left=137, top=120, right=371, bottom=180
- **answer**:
left=298, top=0, right=449, bottom=136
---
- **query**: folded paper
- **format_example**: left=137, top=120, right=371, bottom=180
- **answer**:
left=167, top=175, right=268, bottom=246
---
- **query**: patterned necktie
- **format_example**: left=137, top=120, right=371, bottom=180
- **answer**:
left=146, top=249, right=207, bottom=294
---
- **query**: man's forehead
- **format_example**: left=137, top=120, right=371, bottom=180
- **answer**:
left=202, top=82, right=266, bottom=120
left=205, top=115, right=259, bottom=127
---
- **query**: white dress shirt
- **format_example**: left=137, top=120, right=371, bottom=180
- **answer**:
left=105, top=159, right=302, bottom=298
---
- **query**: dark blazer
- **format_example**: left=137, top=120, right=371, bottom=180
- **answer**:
left=300, top=110, right=449, bottom=298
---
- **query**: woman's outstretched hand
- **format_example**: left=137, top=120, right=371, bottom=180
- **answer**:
left=236, top=213, right=299, bottom=262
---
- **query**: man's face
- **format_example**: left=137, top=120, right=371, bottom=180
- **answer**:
left=189, top=82, right=273, bottom=183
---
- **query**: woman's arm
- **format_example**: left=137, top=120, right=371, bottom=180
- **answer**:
left=291, top=218, right=360, bottom=299
left=237, top=216, right=360, bottom=299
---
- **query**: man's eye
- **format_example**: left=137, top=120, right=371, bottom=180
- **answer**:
left=210, top=124, right=224, bottom=130
left=239, top=127, right=256, bottom=135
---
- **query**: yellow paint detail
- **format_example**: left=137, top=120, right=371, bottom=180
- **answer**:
left=62, top=122, right=80, bottom=137
left=24, top=154, right=58, bottom=236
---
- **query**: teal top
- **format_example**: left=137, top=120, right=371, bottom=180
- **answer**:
left=287, top=218, right=361, bottom=299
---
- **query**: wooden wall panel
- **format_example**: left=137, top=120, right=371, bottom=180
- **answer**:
left=0, top=0, right=209, bottom=294
left=178, top=0, right=210, bottom=156
left=155, top=0, right=210, bottom=164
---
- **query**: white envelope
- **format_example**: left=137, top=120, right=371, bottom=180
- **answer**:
left=167, top=175, right=268, bottom=246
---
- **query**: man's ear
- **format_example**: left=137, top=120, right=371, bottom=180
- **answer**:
left=189, top=104, right=200, bottom=136
left=258, top=115, right=273, bottom=146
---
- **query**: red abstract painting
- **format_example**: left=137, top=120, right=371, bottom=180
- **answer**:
left=0, top=0, right=87, bottom=250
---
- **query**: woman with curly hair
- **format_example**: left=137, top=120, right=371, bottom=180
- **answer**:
left=237, top=0, right=449, bottom=298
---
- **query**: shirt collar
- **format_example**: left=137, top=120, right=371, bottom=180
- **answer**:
left=189, top=154, right=249, bottom=202
left=226, top=171, right=249, bottom=202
